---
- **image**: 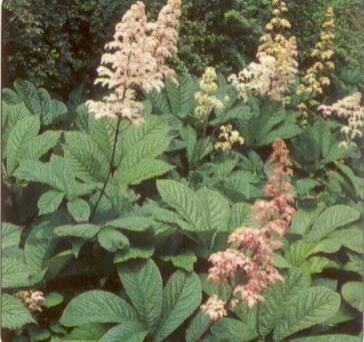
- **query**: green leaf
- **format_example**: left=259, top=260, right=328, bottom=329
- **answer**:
left=299, top=257, right=338, bottom=274
left=342, top=282, right=363, bottom=312
left=60, top=290, right=137, bottom=327
left=59, top=324, right=107, bottom=341
left=1, top=294, right=35, bottom=329
left=197, top=188, right=230, bottom=231
left=38, top=190, right=64, bottom=215
left=98, top=227, right=129, bottom=252
left=157, top=180, right=209, bottom=231
left=23, top=131, right=60, bottom=160
left=6, top=116, right=40, bottom=175
left=114, top=245, right=155, bottom=264
left=290, top=203, right=324, bottom=236
left=229, top=202, right=252, bottom=230
left=259, top=268, right=311, bottom=336
left=186, top=311, right=211, bottom=342
left=273, top=287, right=341, bottom=341
left=106, top=216, right=152, bottom=232
left=290, top=335, right=361, bottom=342
left=154, top=271, right=202, bottom=342
left=210, top=317, right=257, bottom=342
left=54, top=224, right=101, bottom=239
left=117, top=158, right=173, bottom=185
left=64, top=131, right=109, bottom=183
left=118, top=259, right=162, bottom=331
left=2, top=222, right=21, bottom=250
left=284, top=240, right=319, bottom=266
left=67, top=198, right=91, bottom=222
left=99, top=322, right=148, bottom=342
left=2, top=255, right=46, bottom=288
left=306, top=205, right=360, bottom=241
left=44, top=292, right=64, bottom=308
left=161, top=251, right=197, bottom=272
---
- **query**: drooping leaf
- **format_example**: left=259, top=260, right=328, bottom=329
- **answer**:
left=38, top=190, right=64, bottom=215
left=67, top=198, right=91, bottom=222
left=60, top=290, right=137, bottom=327
left=161, top=251, right=197, bottom=272
left=54, top=224, right=101, bottom=239
left=114, top=245, right=155, bottom=264
left=98, top=227, right=129, bottom=252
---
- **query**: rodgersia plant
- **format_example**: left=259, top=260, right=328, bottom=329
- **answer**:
left=2, top=0, right=363, bottom=340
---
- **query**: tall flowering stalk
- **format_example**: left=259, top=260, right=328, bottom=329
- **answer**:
left=229, top=0, right=298, bottom=102
left=87, top=0, right=181, bottom=219
left=202, top=139, right=295, bottom=321
left=297, top=7, right=335, bottom=117
left=319, top=92, right=364, bottom=148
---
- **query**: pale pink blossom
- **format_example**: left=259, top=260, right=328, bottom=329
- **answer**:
left=201, top=295, right=227, bottom=321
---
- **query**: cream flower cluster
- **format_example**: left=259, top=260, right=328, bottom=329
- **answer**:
left=319, top=92, right=364, bottom=148
left=194, top=67, right=223, bottom=120
left=87, top=0, right=181, bottom=124
left=229, top=0, right=298, bottom=102
left=15, top=290, right=45, bottom=313
left=215, top=124, right=244, bottom=151
left=298, top=7, right=335, bottom=115
left=202, top=139, right=295, bottom=320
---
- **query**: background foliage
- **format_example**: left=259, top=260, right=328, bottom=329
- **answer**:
left=3, top=0, right=363, bottom=95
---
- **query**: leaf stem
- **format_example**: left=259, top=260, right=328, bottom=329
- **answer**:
left=90, top=116, right=122, bottom=221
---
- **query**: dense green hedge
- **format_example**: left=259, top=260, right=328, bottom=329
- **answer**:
left=2, top=0, right=363, bottom=95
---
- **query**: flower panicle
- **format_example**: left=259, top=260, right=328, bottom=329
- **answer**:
left=87, top=0, right=181, bottom=124
left=229, top=0, right=298, bottom=102
left=319, top=92, right=364, bottom=148
left=194, top=67, right=223, bottom=121
left=297, top=7, right=335, bottom=116
left=215, top=124, right=244, bottom=151
left=202, top=139, right=295, bottom=320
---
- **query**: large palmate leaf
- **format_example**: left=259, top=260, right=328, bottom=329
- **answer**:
left=60, top=290, right=137, bottom=327
left=273, top=287, right=341, bottom=341
left=1, top=294, right=35, bottom=329
left=99, top=321, right=148, bottom=342
left=305, top=205, right=360, bottom=241
left=55, top=324, right=107, bottom=342
left=154, top=271, right=202, bottom=342
left=64, top=131, right=109, bottom=183
left=197, top=188, right=230, bottom=231
left=3, top=79, right=67, bottom=125
left=115, top=115, right=173, bottom=185
left=38, top=190, right=65, bottom=215
left=157, top=180, right=209, bottom=232
left=118, top=259, right=163, bottom=332
left=259, top=268, right=311, bottom=336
